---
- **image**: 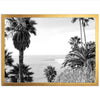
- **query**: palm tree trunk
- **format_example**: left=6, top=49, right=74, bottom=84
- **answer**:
left=19, top=50, right=24, bottom=82
left=82, top=20, right=87, bottom=48
left=83, top=26, right=87, bottom=48
left=79, top=19, right=83, bottom=46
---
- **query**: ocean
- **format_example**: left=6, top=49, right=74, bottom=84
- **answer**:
left=12, top=55, right=65, bottom=82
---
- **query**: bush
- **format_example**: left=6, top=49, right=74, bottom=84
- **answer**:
left=55, top=66, right=95, bottom=83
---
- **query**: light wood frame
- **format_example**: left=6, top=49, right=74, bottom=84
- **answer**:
left=1, top=14, right=99, bottom=86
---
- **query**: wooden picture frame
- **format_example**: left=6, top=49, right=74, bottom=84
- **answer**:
left=1, top=14, right=99, bottom=86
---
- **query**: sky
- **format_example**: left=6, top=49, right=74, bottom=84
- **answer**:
left=5, top=18, right=95, bottom=56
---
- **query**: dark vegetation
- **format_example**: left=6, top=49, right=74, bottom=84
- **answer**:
left=5, top=18, right=36, bottom=82
left=44, top=66, right=57, bottom=82
left=8, top=64, right=34, bottom=82
left=55, top=17, right=95, bottom=83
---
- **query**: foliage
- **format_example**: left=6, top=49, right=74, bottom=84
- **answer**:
left=5, top=49, right=14, bottom=78
left=44, top=66, right=57, bottom=82
left=56, top=18, right=95, bottom=83
left=55, top=66, right=95, bottom=83
left=63, top=36, right=95, bottom=71
left=5, top=18, right=37, bottom=82
left=56, top=40, right=95, bottom=83
left=6, top=18, right=37, bottom=51
left=71, top=17, right=94, bottom=47
left=5, top=49, right=14, bottom=66
left=72, top=17, right=94, bottom=27
left=7, top=64, right=34, bottom=82
left=69, top=36, right=81, bottom=50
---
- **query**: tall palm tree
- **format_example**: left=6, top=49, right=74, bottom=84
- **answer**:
left=6, top=18, right=37, bottom=82
left=81, top=18, right=94, bottom=47
left=72, top=18, right=83, bottom=46
left=72, top=17, right=94, bottom=47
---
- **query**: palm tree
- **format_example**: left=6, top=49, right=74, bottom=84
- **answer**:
left=72, top=17, right=94, bottom=47
left=8, top=64, right=34, bottom=82
left=81, top=18, right=94, bottom=47
left=72, top=18, right=83, bottom=46
left=69, top=36, right=81, bottom=50
left=44, top=66, right=57, bottom=82
left=6, top=18, right=37, bottom=82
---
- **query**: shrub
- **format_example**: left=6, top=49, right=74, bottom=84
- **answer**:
left=55, top=66, right=95, bottom=83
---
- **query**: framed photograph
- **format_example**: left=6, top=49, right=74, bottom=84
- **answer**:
left=1, top=14, right=99, bottom=86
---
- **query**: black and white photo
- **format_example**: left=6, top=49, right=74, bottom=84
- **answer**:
left=2, top=14, right=98, bottom=86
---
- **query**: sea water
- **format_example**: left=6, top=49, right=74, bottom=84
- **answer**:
left=12, top=55, right=65, bottom=82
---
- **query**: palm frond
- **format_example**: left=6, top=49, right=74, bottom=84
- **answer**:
left=7, top=64, right=34, bottom=82
left=71, top=18, right=78, bottom=23
left=5, top=49, right=14, bottom=66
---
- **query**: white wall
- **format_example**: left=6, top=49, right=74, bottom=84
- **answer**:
left=0, top=0, right=100, bottom=100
